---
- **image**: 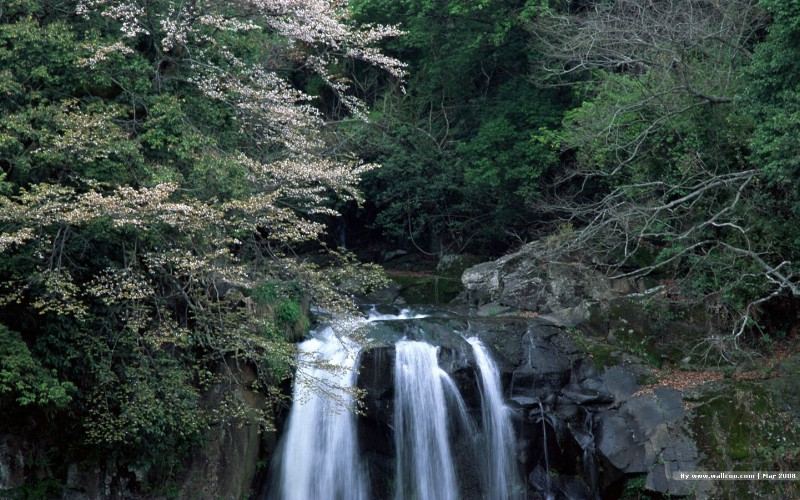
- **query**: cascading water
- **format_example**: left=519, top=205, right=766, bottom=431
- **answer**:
left=271, top=326, right=368, bottom=500
left=393, top=340, right=461, bottom=500
left=271, top=309, right=526, bottom=500
left=468, top=337, right=523, bottom=500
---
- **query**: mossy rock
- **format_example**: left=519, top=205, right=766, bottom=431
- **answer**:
left=436, top=253, right=486, bottom=279
left=580, top=297, right=710, bottom=366
left=250, top=280, right=310, bottom=342
left=689, top=374, right=800, bottom=498
left=388, top=272, right=463, bottom=304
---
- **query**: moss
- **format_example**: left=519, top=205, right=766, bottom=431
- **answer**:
left=588, top=297, right=710, bottom=366
left=388, top=273, right=463, bottom=304
left=567, top=328, right=622, bottom=370
left=619, top=474, right=649, bottom=499
left=274, top=300, right=309, bottom=342
left=251, top=281, right=310, bottom=342
left=690, top=379, right=800, bottom=498
left=693, top=385, right=760, bottom=462
left=587, top=344, right=619, bottom=371
left=610, top=326, right=663, bottom=368
left=275, top=299, right=301, bottom=326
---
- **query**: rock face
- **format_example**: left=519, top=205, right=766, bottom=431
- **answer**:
left=462, top=242, right=638, bottom=325
left=179, top=363, right=267, bottom=499
left=0, top=435, right=25, bottom=493
left=353, top=314, right=702, bottom=499
left=2, top=361, right=268, bottom=500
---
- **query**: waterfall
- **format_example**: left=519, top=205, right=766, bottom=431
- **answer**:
left=272, top=326, right=368, bottom=500
left=468, top=337, right=523, bottom=500
left=270, top=310, right=525, bottom=500
left=393, top=340, right=461, bottom=500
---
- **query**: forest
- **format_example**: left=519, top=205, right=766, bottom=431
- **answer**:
left=1, top=0, right=799, bottom=495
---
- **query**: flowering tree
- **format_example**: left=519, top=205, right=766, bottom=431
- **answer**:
left=0, top=0, right=402, bottom=482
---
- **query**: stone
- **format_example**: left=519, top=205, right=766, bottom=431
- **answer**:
left=560, top=385, right=614, bottom=405
left=603, top=366, right=639, bottom=402
left=179, top=362, right=266, bottom=499
left=461, top=241, right=640, bottom=323
left=597, top=413, right=645, bottom=471
left=0, top=435, right=25, bottom=492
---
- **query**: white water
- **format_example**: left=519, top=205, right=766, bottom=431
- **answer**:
left=468, top=337, right=523, bottom=500
left=365, top=306, right=429, bottom=321
left=272, top=310, right=523, bottom=500
left=393, top=340, right=460, bottom=500
left=274, top=326, right=368, bottom=500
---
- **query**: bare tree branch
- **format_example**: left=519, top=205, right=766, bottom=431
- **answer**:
left=526, top=1, right=797, bottom=351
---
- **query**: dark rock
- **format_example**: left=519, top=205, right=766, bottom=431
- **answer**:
left=508, top=326, right=573, bottom=399
left=461, top=242, right=640, bottom=324
left=597, top=413, right=645, bottom=471
left=555, top=475, right=594, bottom=500
left=594, top=388, right=699, bottom=496
left=450, top=366, right=481, bottom=409
left=560, top=385, right=614, bottom=405
left=602, top=366, right=639, bottom=402
left=180, top=363, right=266, bottom=499
left=508, top=395, right=540, bottom=409
left=0, top=435, right=25, bottom=492
left=554, top=402, right=581, bottom=422
left=652, top=387, right=685, bottom=422
left=573, top=357, right=600, bottom=383
left=528, top=464, right=554, bottom=493
left=511, top=369, right=570, bottom=399
left=363, top=453, right=393, bottom=500
left=357, top=346, right=396, bottom=457
left=463, top=317, right=531, bottom=370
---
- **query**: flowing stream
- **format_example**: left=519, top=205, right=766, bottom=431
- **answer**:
left=270, top=309, right=522, bottom=500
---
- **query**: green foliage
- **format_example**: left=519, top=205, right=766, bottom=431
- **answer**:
left=347, top=0, right=569, bottom=253
left=84, top=353, right=207, bottom=469
left=7, top=477, right=65, bottom=500
left=275, top=300, right=303, bottom=327
left=746, top=0, right=800, bottom=201
left=743, top=0, right=800, bottom=274
left=252, top=281, right=281, bottom=306
left=531, top=0, right=800, bottom=342
left=0, top=325, right=75, bottom=408
left=0, top=0, right=400, bottom=492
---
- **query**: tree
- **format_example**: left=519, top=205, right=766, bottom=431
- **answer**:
left=338, top=0, right=567, bottom=255
left=0, top=0, right=399, bottom=485
left=746, top=0, right=800, bottom=215
left=527, top=0, right=800, bottom=358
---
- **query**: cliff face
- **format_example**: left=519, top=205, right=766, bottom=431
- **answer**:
left=460, top=245, right=800, bottom=498
left=1, top=363, right=271, bottom=500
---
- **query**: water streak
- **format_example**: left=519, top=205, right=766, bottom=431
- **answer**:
left=468, top=337, right=523, bottom=500
left=394, top=341, right=459, bottom=500
left=366, top=306, right=429, bottom=321
left=274, top=327, right=368, bottom=500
